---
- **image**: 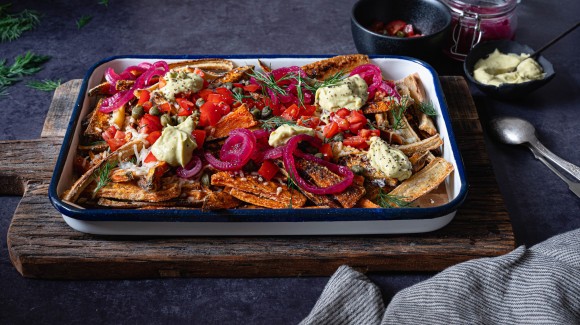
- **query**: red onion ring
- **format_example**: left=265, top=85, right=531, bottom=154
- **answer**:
left=282, top=134, right=354, bottom=195
left=176, top=156, right=202, bottom=179
left=206, top=128, right=256, bottom=171
left=99, top=61, right=169, bottom=113
left=350, top=64, right=400, bottom=100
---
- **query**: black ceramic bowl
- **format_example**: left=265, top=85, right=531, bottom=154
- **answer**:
left=351, top=0, right=451, bottom=61
left=464, top=40, right=556, bottom=100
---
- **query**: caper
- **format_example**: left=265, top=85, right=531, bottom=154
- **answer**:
left=132, top=105, right=144, bottom=119
left=149, top=106, right=160, bottom=116
left=314, top=153, right=324, bottom=159
left=201, top=173, right=210, bottom=187
left=250, top=108, right=261, bottom=120
left=351, top=165, right=364, bottom=175
left=160, top=114, right=172, bottom=127
left=195, top=98, right=205, bottom=108
left=232, top=87, right=243, bottom=95
left=332, top=133, right=344, bottom=142
left=223, top=82, right=233, bottom=90
left=261, top=106, right=272, bottom=119
left=396, top=31, right=406, bottom=38
left=177, top=116, right=188, bottom=124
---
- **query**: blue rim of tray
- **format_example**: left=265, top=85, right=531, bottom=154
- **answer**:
left=49, top=54, right=468, bottom=223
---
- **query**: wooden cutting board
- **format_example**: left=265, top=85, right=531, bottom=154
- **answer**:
left=5, top=77, right=514, bottom=279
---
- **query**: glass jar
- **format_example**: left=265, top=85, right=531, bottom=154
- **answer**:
left=443, top=0, right=519, bottom=60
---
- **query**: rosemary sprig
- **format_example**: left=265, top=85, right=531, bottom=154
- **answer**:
left=27, top=79, right=61, bottom=91
left=98, top=0, right=109, bottom=7
left=418, top=100, right=437, bottom=116
left=0, top=4, right=40, bottom=42
left=260, top=116, right=295, bottom=131
left=0, top=51, right=51, bottom=97
left=232, top=89, right=250, bottom=105
left=93, top=160, right=116, bottom=193
left=376, top=188, right=410, bottom=208
left=76, top=15, right=92, bottom=29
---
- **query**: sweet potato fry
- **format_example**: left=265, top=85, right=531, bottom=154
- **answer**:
left=388, top=157, right=454, bottom=203
left=396, top=134, right=443, bottom=156
left=212, top=104, right=257, bottom=138
left=301, top=54, right=369, bottom=80
left=212, top=65, right=254, bottom=84
left=95, top=178, right=181, bottom=202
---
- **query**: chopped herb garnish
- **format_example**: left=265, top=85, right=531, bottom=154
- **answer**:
left=247, top=70, right=287, bottom=96
left=303, top=70, right=346, bottom=93
left=93, top=160, right=116, bottom=193
left=232, top=89, right=250, bottom=105
left=286, top=174, right=297, bottom=209
left=0, top=3, right=40, bottom=43
left=27, top=79, right=61, bottom=91
left=76, top=15, right=92, bottom=29
left=418, top=100, right=437, bottom=116
left=391, top=95, right=411, bottom=130
left=376, top=188, right=410, bottom=208
left=0, top=51, right=51, bottom=97
left=260, top=116, right=295, bottom=131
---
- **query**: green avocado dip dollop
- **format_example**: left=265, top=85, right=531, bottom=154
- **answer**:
left=150, top=116, right=197, bottom=167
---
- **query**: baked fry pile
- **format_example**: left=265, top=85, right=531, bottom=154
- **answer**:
left=63, top=55, right=454, bottom=210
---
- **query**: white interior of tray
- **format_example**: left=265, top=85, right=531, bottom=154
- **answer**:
left=57, top=57, right=461, bottom=209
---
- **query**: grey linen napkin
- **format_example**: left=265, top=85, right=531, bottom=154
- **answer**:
left=300, top=228, right=580, bottom=325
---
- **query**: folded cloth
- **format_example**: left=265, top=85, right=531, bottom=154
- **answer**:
left=300, top=228, right=580, bottom=325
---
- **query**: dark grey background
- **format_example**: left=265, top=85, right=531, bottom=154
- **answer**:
left=1, top=0, right=579, bottom=324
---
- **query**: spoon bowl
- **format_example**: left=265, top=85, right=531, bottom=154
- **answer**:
left=464, top=40, right=555, bottom=100
left=490, top=116, right=536, bottom=145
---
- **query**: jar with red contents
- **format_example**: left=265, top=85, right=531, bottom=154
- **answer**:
left=443, top=0, right=519, bottom=60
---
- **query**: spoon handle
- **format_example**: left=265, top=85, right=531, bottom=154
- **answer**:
left=527, top=138, right=580, bottom=182
left=530, top=22, right=580, bottom=58
left=529, top=147, right=580, bottom=198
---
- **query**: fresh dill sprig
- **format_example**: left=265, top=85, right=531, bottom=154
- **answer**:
left=391, top=96, right=411, bottom=130
left=98, top=0, right=109, bottom=7
left=0, top=4, right=41, bottom=43
left=286, top=174, right=297, bottom=209
left=27, top=79, right=61, bottom=91
left=260, top=116, right=295, bottom=131
left=301, top=70, right=346, bottom=93
left=93, top=160, right=116, bottom=193
left=76, top=15, right=92, bottom=29
left=232, top=89, right=250, bottom=105
left=418, top=100, right=437, bottom=116
left=0, top=51, right=51, bottom=97
left=247, top=70, right=287, bottom=96
left=376, top=188, right=411, bottom=208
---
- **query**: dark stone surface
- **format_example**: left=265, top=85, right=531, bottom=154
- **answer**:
left=1, top=0, right=579, bottom=323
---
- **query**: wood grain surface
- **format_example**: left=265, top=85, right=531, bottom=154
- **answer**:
left=5, top=77, right=515, bottom=279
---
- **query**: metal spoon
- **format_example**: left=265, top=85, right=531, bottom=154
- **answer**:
left=528, top=146, right=580, bottom=198
left=490, top=117, right=580, bottom=183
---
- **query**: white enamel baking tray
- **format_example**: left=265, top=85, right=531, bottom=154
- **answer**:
left=49, top=55, right=468, bottom=235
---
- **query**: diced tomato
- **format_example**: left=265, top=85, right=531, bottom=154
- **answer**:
left=198, top=89, right=215, bottom=101
left=102, top=125, right=117, bottom=141
left=215, top=88, right=235, bottom=106
left=102, top=126, right=127, bottom=152
left=139, top=114, right=162, bottom=134
left=337, top=118, right=350, bottom=131
left=336, top=108, right=350, bottom=118
left=297, top=116, right=321, bottom=129
left=233, top=83, right=244, bottom=88
left=215, top=101, right=231, bottom=115
left=346, top=110, right=367, bottom=125
left=403, top=24, right=415, bottom=37
left=146, top=131, right=161, bottom=145
left=141, top=101, right=153, bottom=112
left=137, top=90, right=150, bottom=106
left=105, top=138, right=126, bottom=152
left=320, top=143, right=333, bottom=161
left=113, top=130, right=126, bottom=139
left=299, top=104, right=316, bottom=117
left=258, top=160, right=280, bottom=181
left=199, top=102, right=223, bottom=127
left=176, top=98, right=194, bottom=116
left=323, top=121, right=340, bottom=139
left=159, top=102, right=172, bottom=113
left=193, top=68, right=205, bottom=77
left=359, top=129, right=380, bottom=139
left=343, top=136, right=369, bottom=149
left=243, top=84, right=261, bottom=93
left=349, top=122, right=365, bottom=134
left=192, top=129, right=206, bottom=148
left=144, top=151, right=158, bottom=163
left=386, top=20, right=407, bottom=36
left=281, top=104, right=300, bottom=121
